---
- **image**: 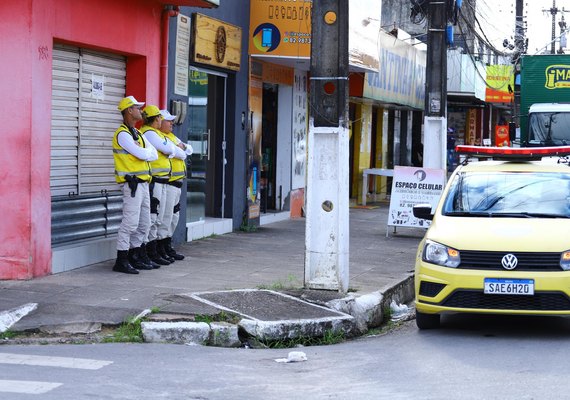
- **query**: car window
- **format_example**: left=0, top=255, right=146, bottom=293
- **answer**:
left=442, top=171, right=570, bottom=216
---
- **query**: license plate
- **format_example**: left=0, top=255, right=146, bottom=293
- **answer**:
left=484, top=278, right=534, bottom=295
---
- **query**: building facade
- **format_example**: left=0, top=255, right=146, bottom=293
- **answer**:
left=0, top=0, right=217, bottom=280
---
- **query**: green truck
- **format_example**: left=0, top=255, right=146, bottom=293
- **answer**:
left=520, top=54, right=570, bottom=146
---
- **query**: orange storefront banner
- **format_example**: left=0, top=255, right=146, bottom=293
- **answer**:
left=249, top=0, right=312, bottom=57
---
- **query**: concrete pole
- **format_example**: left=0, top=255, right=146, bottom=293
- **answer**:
left=304, top=0, right=349, bottom=293
left=423, top=0, right=447, bottom=171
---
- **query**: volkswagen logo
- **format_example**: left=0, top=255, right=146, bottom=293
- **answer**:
left=501, top=254, right=518, bottom=270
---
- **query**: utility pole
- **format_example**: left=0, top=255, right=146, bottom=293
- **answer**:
left=543, top=0, right=569, bottom=54
left=550, top=0, right=558, bottom=54
left=559, top=16, right=567, bottom=53
left=423, top=0, right=447, bottom=171
left=305, top=0, right=349, bottom=292
left=513, top=0, right=525, bottom=132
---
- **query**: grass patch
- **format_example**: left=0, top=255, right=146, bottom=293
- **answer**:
left=239, top=223, right=258, bottom=233
left=253, top=329, right=345, bottom=349
left=194, top=311, right=240, bottom=325
left=239, top=212, right=258, bottom=232
left=0, top=330, right=19, bottom=340
left=103, top=316, right=144, bottom=343
left=257, top=274, right=302, bottom=290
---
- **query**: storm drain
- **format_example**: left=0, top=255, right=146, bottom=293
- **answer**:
left=190, top=289, right=355, bottom=341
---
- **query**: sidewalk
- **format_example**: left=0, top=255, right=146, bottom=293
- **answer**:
left=0, top=203, right=425, bottom=344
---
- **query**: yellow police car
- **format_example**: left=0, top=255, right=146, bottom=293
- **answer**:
left=413, top=145, right=570, bottom=329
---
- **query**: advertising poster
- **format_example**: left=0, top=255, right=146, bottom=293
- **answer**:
left=387, top=166, right=445, bottom=229
left=247, top=62, right=263, bottom=222
left=249, top=0, right=312, bottom=58
left=175, top=13, right=191, bottom=96
left=292, top=69, right=308, bottom=190
left=485, top=64, right=514, bottom=103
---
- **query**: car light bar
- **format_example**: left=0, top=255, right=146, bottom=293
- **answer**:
left=455, top=145, right=570, bottom=159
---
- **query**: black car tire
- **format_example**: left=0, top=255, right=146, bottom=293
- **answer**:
left=416, top=311, right=441, bottom=329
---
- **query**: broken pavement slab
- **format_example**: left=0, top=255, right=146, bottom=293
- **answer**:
left=190, top=289, right=356, bottom=341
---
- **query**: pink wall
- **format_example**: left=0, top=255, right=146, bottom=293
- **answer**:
left=0, top=0, right=165, bottom=279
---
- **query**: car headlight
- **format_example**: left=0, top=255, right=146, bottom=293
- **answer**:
left=422, top=240, right=461, bottom=268
left=561, top=251, right=570, bottom=271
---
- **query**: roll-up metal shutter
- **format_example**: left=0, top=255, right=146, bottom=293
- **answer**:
left=79, top=49, right=125, bottom=194
left=51, top=44, right=126, bottom=246
left=51, top=45, right=80, bottom=197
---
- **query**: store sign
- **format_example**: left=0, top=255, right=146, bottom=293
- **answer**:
left=485, top=64, right=514, bottom=103
left=192, top=13, right=242, bottom=71
left=249, top=0, right=312, bottom=58
left=467, top=108, right=478, bottom=145
left=387, top=166, right=445, bottom=229
left=363, top=30, right=426, bottom=110
left=175, top=14, right=191, bottom=96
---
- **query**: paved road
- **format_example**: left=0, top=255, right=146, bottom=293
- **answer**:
left=2, top=314, right=570, bottom=399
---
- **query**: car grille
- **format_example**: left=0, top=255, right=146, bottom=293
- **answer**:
left=441, top=290, right=570, bottom=310
left=419, top=281, right=446, bottom=297
left=459, top=251, right=562, bottom=271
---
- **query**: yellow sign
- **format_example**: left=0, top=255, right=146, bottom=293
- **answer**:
left=545, top=65, right=570, bottom=89
left=192, top=13, right=242, bottom=71
left=249, top=0, right=312, bottom=57
left=485, top=64, right=514, bottom=103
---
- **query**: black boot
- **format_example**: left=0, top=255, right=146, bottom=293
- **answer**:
left=113, top=250, right=139, bottom=274
left=165, top=237, right=185, bottom=260
left=140, top=243, right=161, bottom=269
left=147, top=240, right=171, bottom=265
left=128, top=247, right=153, bottom=270
left=157, top=239, right=175, bottom=263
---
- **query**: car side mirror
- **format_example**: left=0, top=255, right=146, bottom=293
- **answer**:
left=413, top=204, right=434, bottom=221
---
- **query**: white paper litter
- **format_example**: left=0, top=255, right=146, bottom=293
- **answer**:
left=275, top=351, right=307, bottom=363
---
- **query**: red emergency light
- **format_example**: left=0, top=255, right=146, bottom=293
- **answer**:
left=455, top=145, right=570, bottom=160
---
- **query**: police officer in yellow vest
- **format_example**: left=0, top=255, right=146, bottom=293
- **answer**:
left=140, top=105, right=180, bottom=265
left=158, top=109, right=192, bottom=260
left=112, top=96, right=158, bottom=274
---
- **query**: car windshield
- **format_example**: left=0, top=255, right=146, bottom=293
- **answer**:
left=442, top=171, right=570, bottom=217
left=528, top=112, right=570, bottom=145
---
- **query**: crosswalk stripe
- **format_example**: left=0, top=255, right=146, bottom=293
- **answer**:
left=0, top=353, right=113, bottom=370
left=0, top=379, right=62, bottom=394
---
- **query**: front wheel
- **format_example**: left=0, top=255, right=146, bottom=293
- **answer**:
left=415, top=310, right=440, bottom=330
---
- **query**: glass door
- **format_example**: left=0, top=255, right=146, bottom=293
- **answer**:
left=186, top=69, right=226, bottom=223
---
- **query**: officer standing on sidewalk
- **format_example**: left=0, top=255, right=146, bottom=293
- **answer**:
left=112, top=96, right=158, bottom=274
left=140, top=105, right=178, bottom=266
left=159, top=109, right=192, bottom=260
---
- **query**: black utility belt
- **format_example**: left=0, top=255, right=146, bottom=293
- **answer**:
left=125, top=175, right=148, bottom=183
left=168, top=180, right=183, bottom=188
left=152, top=177, right=170, bottom=184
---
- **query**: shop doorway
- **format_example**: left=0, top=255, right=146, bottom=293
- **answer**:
left=261, top=83, right=278, bottom=212
left=186, top=68, right=227, bottom=223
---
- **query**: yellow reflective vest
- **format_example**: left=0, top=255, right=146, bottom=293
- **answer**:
left=112, top=124, right=151, bottom=183
left=163, top=131, right=187, bottom=182
left=140, top=126, right=171, bottom=178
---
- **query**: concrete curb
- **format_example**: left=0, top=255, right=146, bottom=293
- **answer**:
left=325, top=274, right=415, bottom=334
left=140, top=275, right=415, bottom=346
